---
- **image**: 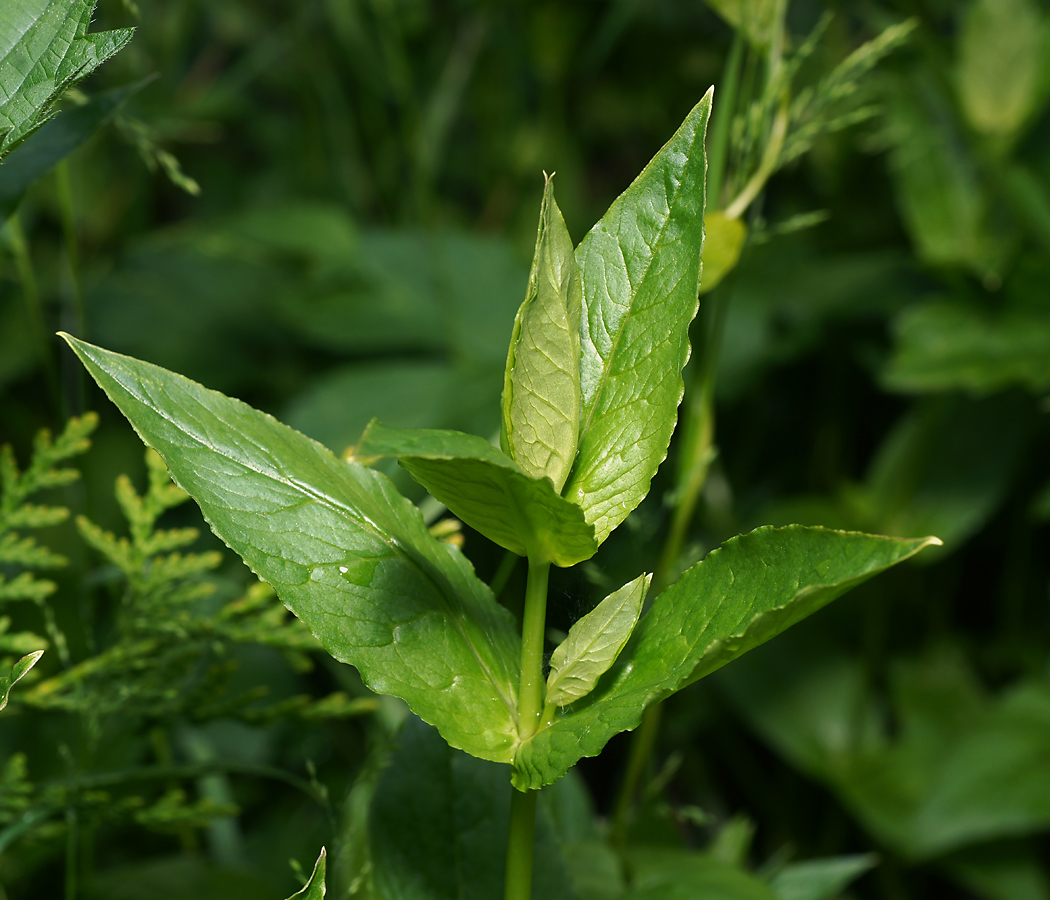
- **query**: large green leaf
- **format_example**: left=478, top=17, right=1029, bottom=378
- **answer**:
left=501, top=175, right=582, bottom=492
left=0, top=649, right=43, bottom=712
left=0, top=0, right=134, bottom=158
left=0, top=78, right=148, bottom=220
left=369, top=716, right=574, bottom=900
left=286, top=849, right=326, bottom=900
left=512, top=526, right=937, bottom=789
left=355, top=420, right=597, bottom=567
left=566, top=90, right=710, bottom=545
left=61, top=336, right=521, bottom=763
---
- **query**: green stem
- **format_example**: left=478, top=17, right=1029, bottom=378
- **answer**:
left=503, top=558, right=549, bottom=900
left=55, top=161, right=87, bottom=337
left=706, top=31, right=745, bottom=211
left=517, top=558, right=550, bottom=739
left=64, top=806, right=77, bottom=900
left=610, top=701, right=662, bottom=848
left=504, top=788, right=538, bottom=900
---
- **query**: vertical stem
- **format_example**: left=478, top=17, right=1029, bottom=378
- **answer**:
left=610, top=701, right=662, bottom=848
left=706, top=31, right=745, bottom=211
left=504, top=788, right=538, bottom=900
left=64, top=806, right=78, bottom=900
left=55, top=160, right=87, bottom=337
left=504, top=557, right=549, bottom=900
left=517, top=558, right=550, bottom=739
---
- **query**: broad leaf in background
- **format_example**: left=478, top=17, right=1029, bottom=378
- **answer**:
left=501, top=175, right=582, bottom=492
left=883, top=303, right=1050, bottom=395
left=852, top=394, right=1032, bottom=551
left=512, top=526, right=938, bottom=788
left=718, top=635, right=1050, bottom=866
left=768, top=854, right=877, bottom=900
left=956, top=0, right=1044, bottom=139
left=0, top=0, right=134, bottom=158
left=885, top=75, right=996, bottom=275
left=285, top=849, right=326, bottom=900
left=567, top=90, right=710, bottom=545
left=355, top=421, right=597, bottom=566
left=62, top=336, right=522, bottom=762
left=0, top=649, right=43, bottom=711
left=623, top=849, right=778, bottom=900
left=0, top=78, right=149, bottom=219
left=545, top=573, right=649, bottom=708
left=369, top=716, right=574, bottom=900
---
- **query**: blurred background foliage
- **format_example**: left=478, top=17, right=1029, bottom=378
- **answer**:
left=1, top=0, right=1049, bottom=897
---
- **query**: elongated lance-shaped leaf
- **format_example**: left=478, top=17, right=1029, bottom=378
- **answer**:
left=355, top=420, right=596, bottom=567
left=61, top=336, right=522, bottom=763
left=512, top=526, right=940, bottom=788
left=0, top=0, right=135, bottom=158
left=545, top=573, right=649, bottom=708
left=501, top=175, right=582, bottom=492
left=0, top=649, right=43, bottom=712
left=565, top=90, right=711, bottom=545
left=286, top=848, right=326, bottom=899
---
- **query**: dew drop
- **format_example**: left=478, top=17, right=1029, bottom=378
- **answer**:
left=339, top=566, right=348, bottom=574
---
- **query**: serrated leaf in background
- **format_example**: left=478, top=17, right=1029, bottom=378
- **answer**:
left=0, top=0, right=134, bottom=158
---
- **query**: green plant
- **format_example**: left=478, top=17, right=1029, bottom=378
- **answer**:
left=61, top=90, right=938, bottom=899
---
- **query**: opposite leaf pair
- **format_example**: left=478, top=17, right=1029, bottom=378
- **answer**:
left=61, top=87, right=938, bottom=794
left=354, top=91, right=711, bottom=568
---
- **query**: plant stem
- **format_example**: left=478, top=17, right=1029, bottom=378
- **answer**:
left=517, top=558, right=550, bottom=739
left=610, top=701, right=662, bottom=848
left=503, top=557, right=549, bottom=900
left=706, top=31, right=745, bottom=211
left=55, top=161, right=87, bottom=337
left=504, top=787, right=538, bottom=900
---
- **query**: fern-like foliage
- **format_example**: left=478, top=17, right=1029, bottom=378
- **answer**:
left=0, top=413, right=96, bottom=673
left=24, top=448, right=373, bottom=724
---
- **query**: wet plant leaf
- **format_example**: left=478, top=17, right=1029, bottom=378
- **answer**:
left=62, top=336, right=521, bottom=763
left=566, top=90, right=710, bottom=545
left=512, top=526, right=938, bottom=788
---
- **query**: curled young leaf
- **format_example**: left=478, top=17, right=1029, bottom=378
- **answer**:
left=501, top=175, right=582, bottom=492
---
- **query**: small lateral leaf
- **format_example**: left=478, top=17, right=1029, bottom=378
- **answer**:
left=0, top=650, right=44, bottom=712
left=60, top=335, right=521, bottom=763
left=566, top=90, right=711, bottom=546
left=545, top=573, right=649, bottom=708
left=356, top=420, right=597, bottom=567
left=512, top=526, right=940, bottom=789
left=501, top=175, right=582, bottom=492
left=286, top=848, right=326, bottom=899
